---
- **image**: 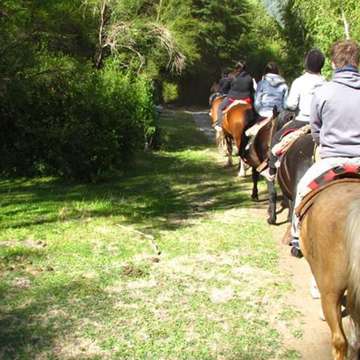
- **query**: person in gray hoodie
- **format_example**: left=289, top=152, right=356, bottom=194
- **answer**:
left=254, top=62, right=288, bottom=118
left=291, top=39, right=360, bottom=256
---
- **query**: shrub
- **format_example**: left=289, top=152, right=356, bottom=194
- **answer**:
left=0, top=55, right=157, bottom=181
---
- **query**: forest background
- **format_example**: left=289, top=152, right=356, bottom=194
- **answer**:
left=1, top=0, right=359, bottom=180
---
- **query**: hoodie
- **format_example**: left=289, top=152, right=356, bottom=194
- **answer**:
left=310, top=69, right=360, bottom=158
left=285, top=72, right=325, bottom=122
left=254, top=73, right=288, bottom=117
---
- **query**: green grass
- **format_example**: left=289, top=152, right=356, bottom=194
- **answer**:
left=0, top=111, right=298, bottom=359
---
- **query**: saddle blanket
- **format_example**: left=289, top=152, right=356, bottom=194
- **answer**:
left=272, top=125, right=311, bottom=157
left=308, top=163, right=360, bottom=191
left=223, top=98, right=252, bottom=114
left=296, top=177, right=360, bottom=221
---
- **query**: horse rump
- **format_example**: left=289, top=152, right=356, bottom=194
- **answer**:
left=346, top=199, right=360, bottom=345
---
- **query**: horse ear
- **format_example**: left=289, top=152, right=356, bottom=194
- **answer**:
left=272, top=105, right=279, bottom=118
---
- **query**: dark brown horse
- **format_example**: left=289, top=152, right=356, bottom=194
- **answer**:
left=298, top=179, right=360, bottom=359
left=267, top=133, right=315, bottom=225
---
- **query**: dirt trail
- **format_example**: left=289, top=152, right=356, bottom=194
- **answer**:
left=190, top=110, right=332, bottom=360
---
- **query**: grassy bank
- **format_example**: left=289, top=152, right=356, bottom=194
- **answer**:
left=0, top=111, right=300, bottom=359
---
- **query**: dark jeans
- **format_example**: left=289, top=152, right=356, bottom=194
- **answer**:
left=269, top=119, right=307, bottom=175
left=216, top=97, right=232, bottom=127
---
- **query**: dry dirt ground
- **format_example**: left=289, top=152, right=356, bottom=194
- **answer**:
left=191, top=110, right=333, bottom=360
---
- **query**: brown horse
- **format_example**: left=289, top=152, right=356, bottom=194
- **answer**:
left=299, top=179, right=360, bottom=359
left=209, top=96, right=249, bottom=176
left=222, top=102, right=263, bottom=199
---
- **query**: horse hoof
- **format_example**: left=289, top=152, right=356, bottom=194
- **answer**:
left=251, top=195, right=259, bottom=202
left=267, top=217, right=276, bottom=225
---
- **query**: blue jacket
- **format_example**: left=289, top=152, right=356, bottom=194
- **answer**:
left=254, top=74, right=288, bottom=117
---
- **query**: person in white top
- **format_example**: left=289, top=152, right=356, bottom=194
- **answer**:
left=262, top=49, right=326, bottom=181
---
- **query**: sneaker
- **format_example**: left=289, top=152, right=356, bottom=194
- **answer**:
left=261, top=168, right=275, bottom=182
left=291, top=246, right=303, bottom=258
left=290, top=237, right=303, bottom=258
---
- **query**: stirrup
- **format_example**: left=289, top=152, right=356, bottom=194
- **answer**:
left=256, top=160, right=269, bottom=173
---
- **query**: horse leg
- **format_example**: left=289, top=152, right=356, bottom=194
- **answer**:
left=251, top=168, right=259, bottom=201
left=238, top=159, right=247, bottom=177
left=287, top=199, right=294, bottom=223
left=321, top=293, right=347, bottom=360
left=225, top=135, right=233, bottom=167
left=267, top=179, right=277, bottom=224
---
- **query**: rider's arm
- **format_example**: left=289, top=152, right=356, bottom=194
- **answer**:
left=282, top=84, right=289, bottom=109
left=310, top=93, right=322, bottom=145
left=254, top=80, right=264, bottom=112
left=285, top=78, right=300, bottom=111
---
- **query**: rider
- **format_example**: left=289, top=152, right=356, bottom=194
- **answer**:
left=218, top=70, right=233, bottom=95
left=262, top=49, right=326, bottom=181
left=254, top=62, right=288, bottom=118
left=209, top=70, right=231, bottom=105
left=291, top=39, right=360, bottom=256
left=214, top=60, right=255, bottom=133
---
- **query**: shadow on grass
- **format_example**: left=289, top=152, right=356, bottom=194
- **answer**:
left=0, top=111, right=268, bottom=233
left=0, top=277, right=116, bottom=359
left=0, top=111, right=276, bottom=359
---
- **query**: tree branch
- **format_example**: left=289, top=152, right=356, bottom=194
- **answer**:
left=95, top=0, right=110, bottom=69
left=340, top=1, right=350, bottom=39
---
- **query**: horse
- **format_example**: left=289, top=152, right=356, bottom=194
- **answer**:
left=209, top=96, right=249, bottom=177
left=298, top=179, right=360, bottom=359
left=267, top=133, right=315, bottom=225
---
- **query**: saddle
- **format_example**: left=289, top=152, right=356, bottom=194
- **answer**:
left=244, top=118, right=275, bottom=168
left=223, top=99, right=250, bottom=114
left=245, top=116, right=272, bottom=137
left=296, top=167, right=360, bottom=221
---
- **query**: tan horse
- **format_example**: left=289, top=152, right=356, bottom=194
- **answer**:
left=299, top=179, right=360, bottom=359
left=209, top=96, right=249, bottom=177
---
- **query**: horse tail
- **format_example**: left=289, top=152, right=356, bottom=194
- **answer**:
left=346, top=199, right=360, bottom=327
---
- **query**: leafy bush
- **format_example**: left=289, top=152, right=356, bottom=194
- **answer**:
left=163, top=82, right=179, bottom=103
left=0, top=55, right=156, bottom=181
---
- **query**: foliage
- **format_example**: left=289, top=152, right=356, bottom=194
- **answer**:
left=240, top=0, right=288, bottom=80
left=0, top=55, right=156, bottom=180
left=281, top=0, right=360, bottom=78
left=2, top=0, right=359, bottom=179
left=0, top=0, right=156, bottom=180
left=162, top=82, right=179, bottom=103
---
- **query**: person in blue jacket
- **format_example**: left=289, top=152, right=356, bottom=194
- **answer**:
left=254, top=62, right=288, bottom=119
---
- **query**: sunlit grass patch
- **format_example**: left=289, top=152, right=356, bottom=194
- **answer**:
left=0, top=111, right=298, bottom=359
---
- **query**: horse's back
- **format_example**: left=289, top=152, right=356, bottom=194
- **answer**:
left=301, top=182, right=360, bottom=265
left=301, top=181, right=360, bottom=359
left=278, top=134, right=314, bottom=200
left=223, top=103, right=250, bottom=131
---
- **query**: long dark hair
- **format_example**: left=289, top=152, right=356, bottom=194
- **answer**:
left=264, top=62, right=279, bottom=75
